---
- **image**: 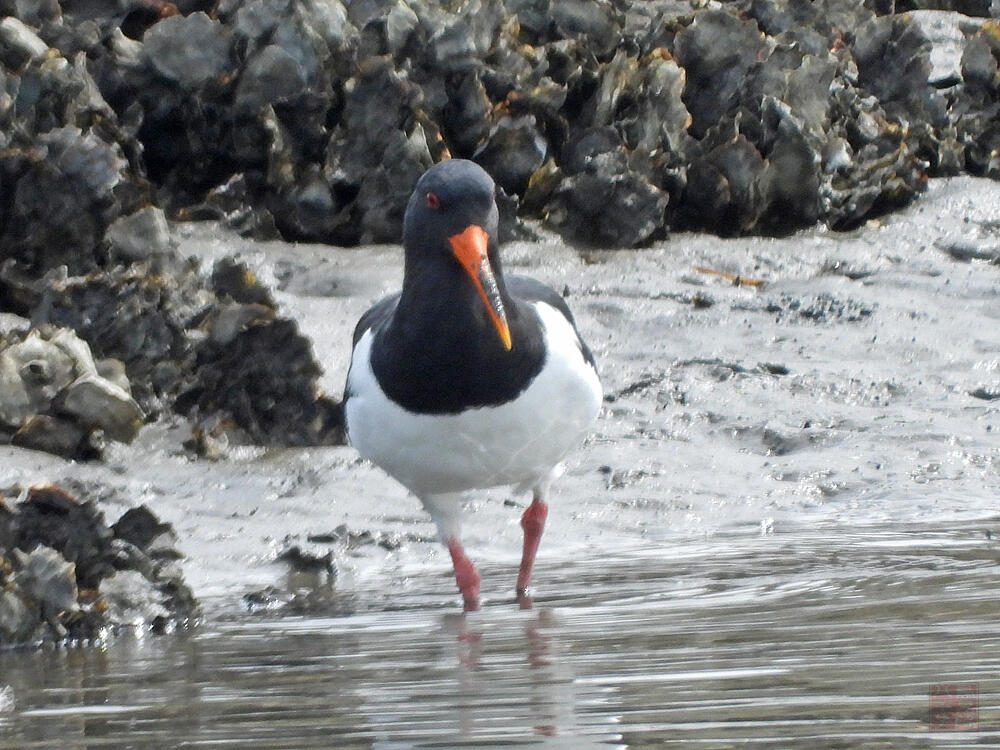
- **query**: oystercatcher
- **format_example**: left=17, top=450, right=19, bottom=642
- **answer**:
left=343, top=159, right=601, bottom=609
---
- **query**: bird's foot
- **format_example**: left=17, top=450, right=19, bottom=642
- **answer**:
left=516, top=496, right=548, bottom=595
left=448, top=538, right=481, bottom=611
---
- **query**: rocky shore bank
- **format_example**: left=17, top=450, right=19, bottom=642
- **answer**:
left=1, top=482, right=197, bottom=646
left=2, top=0, right=999, bottom=646
left=2, top=0, right=998, bottom=460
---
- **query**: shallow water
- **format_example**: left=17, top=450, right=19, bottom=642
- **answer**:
left=1, top=177, right=999, bottom=747
left=1, top=522, right=998, bottom=748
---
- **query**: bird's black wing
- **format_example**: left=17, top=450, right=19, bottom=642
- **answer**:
left=507, top=275, right=597, bottom=369
left=351, top=292, right=400, bottom=347
left=343, top=293, right=400, bottom=409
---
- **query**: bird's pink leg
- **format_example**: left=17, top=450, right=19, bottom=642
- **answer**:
left=517, top=493, right=548, bottom=596
left=447, top=538, right=481, bottom=611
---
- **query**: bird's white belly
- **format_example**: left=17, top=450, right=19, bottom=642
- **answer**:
left=345, top=303, right=601, bottom=497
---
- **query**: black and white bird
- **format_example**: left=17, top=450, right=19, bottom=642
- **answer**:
left=343, top=159, right=601, bottom=610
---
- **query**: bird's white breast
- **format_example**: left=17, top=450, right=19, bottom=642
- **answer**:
left=345, top=302, right=602, bottom=498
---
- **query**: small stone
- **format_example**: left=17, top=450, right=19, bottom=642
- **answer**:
left=104, top=207, right=172, bottom=262
left=0, top=589, right=40, bottom=645
left=235, top=45, right=309, bottom=111
left=961, top=33, right=999, bottom=86
left=55, top=375, right=145, bottom=443
left=277, top=545, right=335, bottom=576
left=48, top=328, right=99, bottom=378
left=12, top=546, right=79, bottom=621
left=0, top=350, right=32, bottom=430
left=11, top=414, right=87, bottom=459
left=143, top=12, right=233, bottom=89
left=3, top=332, right=77, bottom=412
left=0, top=17, right=50, bottom=70
left=95, top=359, right=131, bottom=394
left=112, top=505, right=175, bottom=551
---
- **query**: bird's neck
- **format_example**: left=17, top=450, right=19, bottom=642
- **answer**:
left=373, top=260, right=544, bottom=415
left=396, top=256, right=512, bottom=340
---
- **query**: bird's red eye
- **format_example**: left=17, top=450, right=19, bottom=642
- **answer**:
left=425, top=192, right=440, bottom=209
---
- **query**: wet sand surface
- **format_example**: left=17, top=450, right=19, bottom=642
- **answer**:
left=1, top=176, right=998, bottom=747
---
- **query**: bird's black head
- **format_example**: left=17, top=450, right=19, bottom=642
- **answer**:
left=401, top=159, right=510, bottom=350
left=403, top=159, right=499, bottom=251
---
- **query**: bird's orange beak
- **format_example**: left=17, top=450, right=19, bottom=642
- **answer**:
left=448, top=224, right=512, bottom=351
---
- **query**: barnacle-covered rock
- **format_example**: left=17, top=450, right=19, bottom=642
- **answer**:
left=0, top=483, right=199, bottom=647
left=853, top=14, right=948, bottom=129
left=11, top=546, right=79, bottom=628
left=674, top=10, right=771, bottom=139
left=544, top=168, right=668, bottom=247
left=2, top=0, right=1000, bottom=418
left=0, top=328, right=144, bottom=459
left=474, top=113, right=548, bottom=195
left=1, top=126, right=127, bottom=274
left=323, top=59, right=435, bottom=244
left=29, top=265, right=211, bottom=413
left=175, top=259, right=343, bottom=447
left=11, top=484, right=116, bottom=589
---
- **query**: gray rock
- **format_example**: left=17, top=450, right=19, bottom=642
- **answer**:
left=545, top=169, right=668, bottom=247
left=473, top=114, right=547, bottom=195
left=55, top=375, right=145, bottom=443
left=104, top=206, right=172, bottom=262
left=143, top=12, right=232, bottom=89
left=108, top=28, right=143, bottom=68
left=0, top=352, right=32, bottom=429
left=98, top=570, right=169, bottom=626
left=3, top=332, right=77, bottom=412
left=0, top=314, right=30, bottom=337
left=235, top=45, right=309, bottom=110
left=386, top=1, right=419, bottom=55
left=49, top=327, right=99, bottom=378
left=12, top=546, right=80, bottom=624
left=95, top=358, right=131, bottom=394
left=909, top=10, right=983, bottom=86
left=961, top=30, right=999, bottom=86
left=11, top=414, right=87, bottom=459
left=0, top=17, right=49, bottom=70
left=0, top=589, right=39, bottom=645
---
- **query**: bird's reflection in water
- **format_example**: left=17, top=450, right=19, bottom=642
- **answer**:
left=440, top=605, right=584, bottom=743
